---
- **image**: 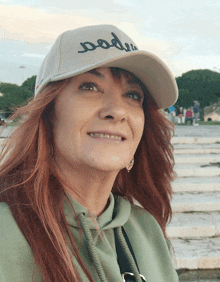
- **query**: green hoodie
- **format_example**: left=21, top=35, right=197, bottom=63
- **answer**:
left=0, top=193, right=179, bottom=282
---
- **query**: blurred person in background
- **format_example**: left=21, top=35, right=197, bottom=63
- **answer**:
left=193, top=100, right=200, bottom=126
left=176, top=106, right=184, bottom=125
left=185, top=108, right=193, bottom=125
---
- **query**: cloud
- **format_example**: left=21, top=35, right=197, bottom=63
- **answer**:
left=0, top=6, right=179, bottom=64
left=2, top=2, right=218, bottom=82
left=171, top=54, right=220, bottom=77
left=0, top=60, right=39, bottom=85
left=21, top=52, right=45, bottom=59
left=117, top=22, right=178, bottom=71
left=118, top=22, right=171, bottom=52
left=0, top=5, right=98, bottom=43
left=34, top=0, right=122, bottom=12
left=170, top=58, right=200, bottom=77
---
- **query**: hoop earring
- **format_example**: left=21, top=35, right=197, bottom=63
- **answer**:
left=126, top=157, right=134, bottom=173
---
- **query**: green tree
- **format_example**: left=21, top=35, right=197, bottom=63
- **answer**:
left=21, top=75, right=36, bottom=93
left=175, top=69, right=220, bottom=109
left=174, top=89, right=191, bottom=108
left=0, top=81, right=34, bottom=118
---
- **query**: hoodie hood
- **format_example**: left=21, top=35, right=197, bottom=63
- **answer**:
left=64, top=192, right=131, bottom=230
left=63, top=193, right=144, bottom=282
left=61, top=193, right=178, bottom=282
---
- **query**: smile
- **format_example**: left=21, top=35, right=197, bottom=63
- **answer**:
left=88, top=133, right=124, bottom=141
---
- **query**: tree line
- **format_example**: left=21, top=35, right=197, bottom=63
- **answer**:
left=0, top=69, right=220, bottom=119
left=175, top=69, right=220, bottom=109
left=0, top=76, right=36, bottom=118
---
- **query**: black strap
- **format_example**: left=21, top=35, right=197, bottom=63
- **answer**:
left=114, top=227, right=140, bottom=273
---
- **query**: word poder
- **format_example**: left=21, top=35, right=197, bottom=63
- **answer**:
left=78, top=32, right=138, bottom=54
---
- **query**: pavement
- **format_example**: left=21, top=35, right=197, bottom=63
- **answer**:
left=174, top=125, right=220, bottom=138
left=0, top=126, right=16, bottom=138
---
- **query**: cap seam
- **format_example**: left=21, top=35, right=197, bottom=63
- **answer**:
left=58, top=32, right=65, bottom=73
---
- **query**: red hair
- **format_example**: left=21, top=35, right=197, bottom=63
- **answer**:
left=0, top=68, right=176, bottom=282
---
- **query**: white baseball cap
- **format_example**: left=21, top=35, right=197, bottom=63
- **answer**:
left=35, top=24, right=178, bottom=109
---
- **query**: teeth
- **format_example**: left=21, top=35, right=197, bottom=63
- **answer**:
left=89, top=133, right=122, bottom=141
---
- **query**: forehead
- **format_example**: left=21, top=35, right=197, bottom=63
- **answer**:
left=87, top=67, right=145, bottom=89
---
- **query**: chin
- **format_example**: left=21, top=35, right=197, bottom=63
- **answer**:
left=84, top=153, right=129, bottom=172
left=92, top=163, right=124, bottom=172
left=87, top=160, right=126, bottom=172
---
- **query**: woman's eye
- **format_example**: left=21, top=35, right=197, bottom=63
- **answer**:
left=127, top=91, right=143, bottom=102
left=79, top=82, right=98, bottom=91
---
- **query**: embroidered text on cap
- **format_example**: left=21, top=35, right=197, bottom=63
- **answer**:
left=78, top=32, right=138, bottom=54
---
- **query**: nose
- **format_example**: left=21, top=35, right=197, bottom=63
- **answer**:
left=99, top=88, right=127, bottom=122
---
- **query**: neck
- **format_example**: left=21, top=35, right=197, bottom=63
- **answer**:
left=54, top=161, right=118, bottom=217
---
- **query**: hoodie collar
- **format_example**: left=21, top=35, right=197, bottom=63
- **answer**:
left=64, top=192, right=131, bottom=230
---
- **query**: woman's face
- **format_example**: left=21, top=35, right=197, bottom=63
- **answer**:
left=53, top=67, right=145, bottom=173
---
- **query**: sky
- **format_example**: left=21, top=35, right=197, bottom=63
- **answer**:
left=0, top=0, right=220, bottom=85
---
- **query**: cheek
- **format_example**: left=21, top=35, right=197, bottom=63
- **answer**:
left=134, top=112, right=145, bottom=141
left=53, top=99, right=96, bottom=142
left=53, top=101, right=77, bottom=147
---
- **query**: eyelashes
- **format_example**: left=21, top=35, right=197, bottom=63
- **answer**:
left=79, top=82, right=98, bottom=91
left=126, top=91, right=143, bottom=102
left=78, top=81, right=143, bottom=103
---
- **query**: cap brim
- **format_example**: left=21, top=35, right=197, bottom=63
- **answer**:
left=51, top=50, right=178, bottom=109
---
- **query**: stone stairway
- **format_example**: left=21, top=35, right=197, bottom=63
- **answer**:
left=168, top=137, right=220, bottom=281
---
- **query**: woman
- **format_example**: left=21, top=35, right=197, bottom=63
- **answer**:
left=0, top=25, right=179, bottom=282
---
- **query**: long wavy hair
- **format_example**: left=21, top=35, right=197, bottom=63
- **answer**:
left=0, top=68, right=176, bottom=282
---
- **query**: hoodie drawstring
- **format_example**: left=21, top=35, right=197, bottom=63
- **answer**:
left=78, top=213, right=142, bottom=282
left=115, top=227, right=143, bottom=282
left=78, top=213, right=108, bottom=282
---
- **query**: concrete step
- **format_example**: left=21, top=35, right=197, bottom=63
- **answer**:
left=172, top=137, right=220, bottom=144
left=174, top=148, right=220, bottom=154
left=172, top=177, right=220, bottom=192
left=167, top=212, right=220, bottom=239
left=173, top=141, right=220, bottom=154
left=171, top=236, right=220, bottom=269
left=174, top=164, right=220, bottom=177
left=171, top=136, right=220, bottom=272
left=173, top=144, right=220, bottom=149
left=178, top=268, right=220, bottom=282
left=0, top=126, right=16, bottom=138
left=171, top=191, right=220, bottom=212
left=174, top=154, right=220, bottom=164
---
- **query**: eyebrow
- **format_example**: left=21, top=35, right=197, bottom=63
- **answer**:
left=88, top=69, right=144, bottom=93
left=126, top=79, right=142, bottom=88
left=88, top=69, right=105, bottom=78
